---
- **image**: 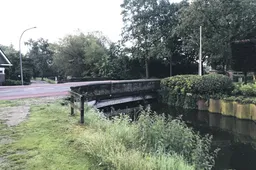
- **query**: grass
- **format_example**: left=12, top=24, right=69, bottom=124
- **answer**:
left=0, top=101, right=99, bottom=170
left=0, top=99, right=216, bottom=170
left=35, top=77, right=56, bottom=84
left=0, top=100, right=19, bottom=107
left=81, top=107, right=217, bottom=170
left=44, top=78, right=56, bottom=84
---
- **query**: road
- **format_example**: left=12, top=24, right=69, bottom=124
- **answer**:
left=0, top=81, right=101, bottom=100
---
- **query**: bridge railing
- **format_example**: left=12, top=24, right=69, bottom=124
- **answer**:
left=71, top=79, right=160, bottom=101
left=70, top=91, right=85, bottom=123
left=69, top=79, right=160, bottom=123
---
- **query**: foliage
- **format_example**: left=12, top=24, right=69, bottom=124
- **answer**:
left=223, top=95, right=256, bottom=104
left=52, top=32, right=110, bottom=78
left=121, top=0, right=190, bottom=77
left=2, top=79, right=30, bottom=86
left=195, top=74, right=234, bottom=95
left=231, top=40, right=256, bottom=83
left=35, top=77, right=56, bottom=84
left=25, top=38, right=55, bottom=80
left=232, top=82, right=256, bottom=97
left=0, top=101, right=98, bottom=170
left=1, top=98, right=216, bottom=170
left=160, top=74, right=233, bottom=108
left=161, top=75, right=201, bottom=94
left=161, top=74, right=234, bottom=95
left=83, top=106, right=218, bottom=170
left=158, top=88, right=200, bottom=110
left=177, top=0, right=256, bottom=69
left=121, top=0, right=156, bottom=78
left=0, top=44, right=33, bottom=82
left=105, top=43, right=144, bottom=79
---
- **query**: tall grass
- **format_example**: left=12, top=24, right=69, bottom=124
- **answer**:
left=0, top=100, right=217, bottom=169
left=75, top=106, right=218, bottom=170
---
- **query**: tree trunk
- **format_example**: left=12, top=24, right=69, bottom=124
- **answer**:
left=41, top=71, right=44, bottom=81
left=145, top=59, right=149, bottom=79
left=244, top=71, right=248, bottom=84
left=169, top=55, right=172, bottom=77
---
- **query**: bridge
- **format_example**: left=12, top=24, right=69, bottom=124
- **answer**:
left=69, top=79, right=160, bottom=123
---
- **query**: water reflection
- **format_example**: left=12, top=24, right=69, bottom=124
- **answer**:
left=152, top=104, right=256, bottom=170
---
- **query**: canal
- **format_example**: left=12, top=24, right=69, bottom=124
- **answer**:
left=152, top=103, right=256, bottom=170
left=101, top=101, right=256, bottom=170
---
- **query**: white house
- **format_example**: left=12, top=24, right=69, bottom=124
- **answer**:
left=0, top=48, right=12, bottom=85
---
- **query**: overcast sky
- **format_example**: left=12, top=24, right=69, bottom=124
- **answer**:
left=0, top=0, right=182, bottom=52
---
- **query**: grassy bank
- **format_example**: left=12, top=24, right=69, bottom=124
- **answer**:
left=0, top=101, right=96, bottom=170
left=0, top=99, right=216, bottom=170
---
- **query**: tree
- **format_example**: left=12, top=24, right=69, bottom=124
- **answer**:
left=121, top=0, right=190, bottom=77
left=52, top=32, right=110, bottom=79
left=0, top=44, right=33, bottom=83
left=177, top=0, right=256, bottom=70
left=121, top=0, right=160, bottom=78
left=26, top=38, right=54, bottom=80
left=152, top=0, right=189, bottom=76
left=105, top=42, right=144, bottom=79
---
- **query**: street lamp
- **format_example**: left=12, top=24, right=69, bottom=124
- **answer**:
left=19, top=26, right=37, bottom=85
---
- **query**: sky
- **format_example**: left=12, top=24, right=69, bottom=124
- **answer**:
left=0, top=0, right=182, bottom=52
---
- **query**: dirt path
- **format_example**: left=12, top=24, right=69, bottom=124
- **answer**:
left=0, top=96, right=68, bottom=169
left=0, top=96, right=66, bottom=126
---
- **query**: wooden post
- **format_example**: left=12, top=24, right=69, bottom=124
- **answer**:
left=80, top=95, right=85, bottom=124
left=71, top=95, right=74, bottom=116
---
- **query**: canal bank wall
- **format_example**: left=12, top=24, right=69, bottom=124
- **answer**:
left=199, top=98, right=256, bottom=121
left=160, top=93, right=256, bottom=121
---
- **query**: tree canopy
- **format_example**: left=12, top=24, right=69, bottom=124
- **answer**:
left=231, top=39, right=256, bottom=83
left=25, top=38, right=54, bottom=80
left=177, top=0, right=256, bottom=69
left=52, top=32, right=110, bottom=78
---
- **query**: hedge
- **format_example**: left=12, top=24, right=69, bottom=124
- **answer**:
left=161, top=74, right=234, bottom=95
left=2, top=79, right=30, bottom=86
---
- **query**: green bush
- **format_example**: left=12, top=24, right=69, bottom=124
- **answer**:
left=2, top=79, right=30, bottom=86
left=82, top=107, right=218, bottom=170
left=223, top=95, right=256, bottom=104
left=232, top=83, right=256, bottom=97
left=161, top=75, right=201, bottom=94
left=195, top=74, right=234, bottom=95
left=161, top=74, right=234, bottom=95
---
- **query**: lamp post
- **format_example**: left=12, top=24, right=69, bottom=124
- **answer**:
left=199, top=26, right=202, bottom=76
left=19, top=26, right=36, bottom=85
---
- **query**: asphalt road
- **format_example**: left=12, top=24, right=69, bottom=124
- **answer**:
left=0, top=81, right=99, bottom=100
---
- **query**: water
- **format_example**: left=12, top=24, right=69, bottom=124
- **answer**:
left=101, top=101, right=256, bottom=170
left=151, top=103, right=256, bottom=170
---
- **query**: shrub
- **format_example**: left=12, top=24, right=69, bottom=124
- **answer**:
left=82, top=107, right=218, bottom=170
left=161, top=74, right=234, bottom=95
left=232, top=83, right=256, bottom=97
left=2, top=79, right=30, bottom=86
left=161, top=75, right=202, bottom=94
left=194, top=74, right=234, bottom=95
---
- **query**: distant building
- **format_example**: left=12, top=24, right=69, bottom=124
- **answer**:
left=0, top=48, right=12, bottom=85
